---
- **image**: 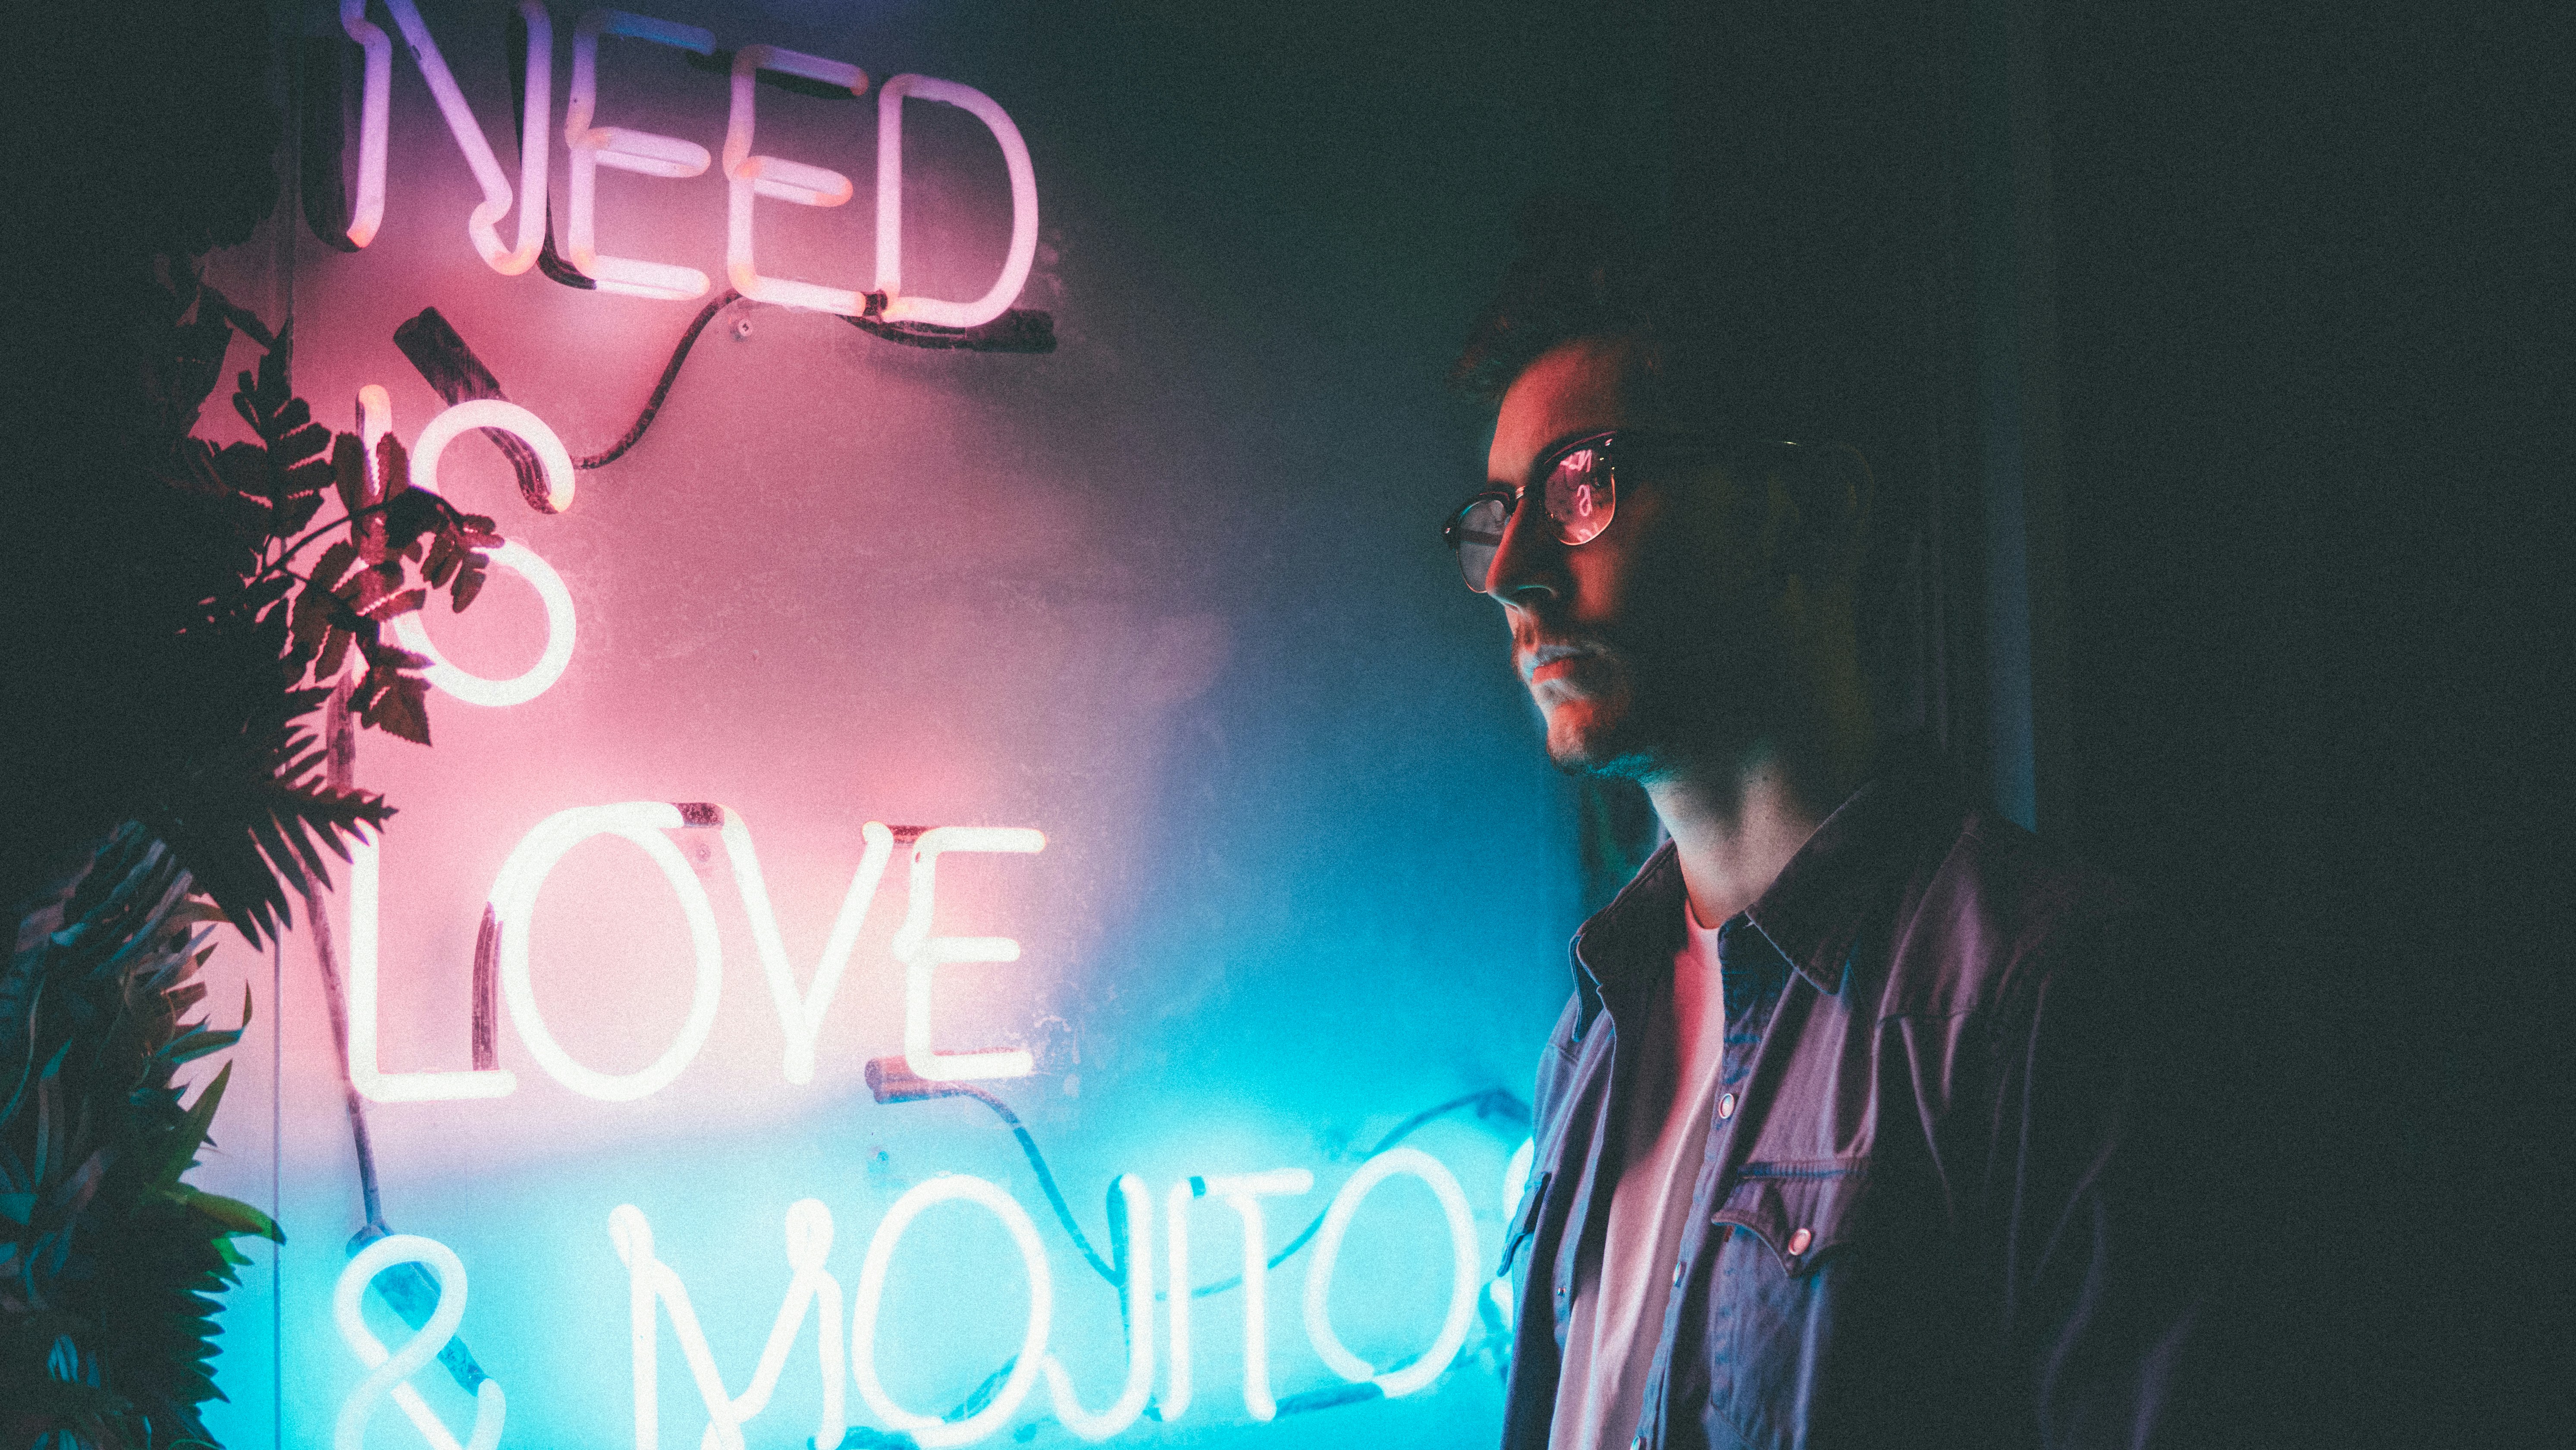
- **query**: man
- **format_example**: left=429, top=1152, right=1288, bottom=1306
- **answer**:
left=1446, top=243, right=2198, bottom=1448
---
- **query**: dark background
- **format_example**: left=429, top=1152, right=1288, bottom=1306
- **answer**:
left=1666, top=0, right=2570, bottom=1444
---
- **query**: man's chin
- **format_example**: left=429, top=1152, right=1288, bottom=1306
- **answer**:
left=1543, top=705, right=1664, bottom=783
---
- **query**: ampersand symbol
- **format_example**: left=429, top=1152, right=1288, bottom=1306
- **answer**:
left=335, top=1234, right=507, bottom=1450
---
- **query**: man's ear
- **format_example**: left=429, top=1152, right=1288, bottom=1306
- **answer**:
left=1758, top=443, right=1873, bottom=590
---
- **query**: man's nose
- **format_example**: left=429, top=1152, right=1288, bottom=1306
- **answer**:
left=1485, top=493, right=1565, bottom=606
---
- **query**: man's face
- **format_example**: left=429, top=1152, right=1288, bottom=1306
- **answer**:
left=1484, top=339, right=1769, bottom=778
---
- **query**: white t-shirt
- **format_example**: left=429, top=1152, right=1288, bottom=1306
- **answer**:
left=1550, top=900, right=1732, bottom=1450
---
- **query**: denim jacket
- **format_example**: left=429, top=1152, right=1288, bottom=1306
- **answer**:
left=1497, top=752, right=2195, bottom=1449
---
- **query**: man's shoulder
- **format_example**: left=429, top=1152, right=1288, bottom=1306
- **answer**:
left=1870, top=804, right=2147, bottom=1022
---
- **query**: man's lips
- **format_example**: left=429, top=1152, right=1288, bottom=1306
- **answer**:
left=1520, top=642, right=1605, bottom=684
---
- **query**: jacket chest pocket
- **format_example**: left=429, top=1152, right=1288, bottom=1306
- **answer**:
left=1697, top=1159, right=1870, bottom=1450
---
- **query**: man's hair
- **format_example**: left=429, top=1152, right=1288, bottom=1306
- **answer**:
left=1451, top=197, right=1924, bottom=722
left=1449, top=198, right=1730, bottom=422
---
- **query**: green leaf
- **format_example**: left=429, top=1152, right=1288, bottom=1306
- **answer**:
left=315, top=615, right=354, bottom=680
left=154, top=1026, right=243, bottom=1069
left=422, top=531, right=461, bottom=588
left=150, top=1063, right=232, bottom=1192
left=213, top=441, right=279, bottom=501
left=332, top=432, right=369, bottom=516
left=276, top=490, right=326, bottom=537
left=310, top=538, right=360, bottom=592
left=289, top=584, right=334, bottom=666
left=364, top=672, right=434, bottom=746
left=452, top=552, right=490, bottom=611
left=382, top=488, right=446, bottom=553
left=376, top=434, right=411, bottom=498
left=172, top=1187, right=283, bottom=1242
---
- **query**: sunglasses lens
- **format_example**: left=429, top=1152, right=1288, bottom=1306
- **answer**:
left=1450, top=495, right=1509, bottom=591
left=1544, top=444, right=1613, bottom=544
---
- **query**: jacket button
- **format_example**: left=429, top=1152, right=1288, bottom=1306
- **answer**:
left=1787, top=1227, right=1812, bottom=1255
left=1717, top=1091, right=1736, bottom=1120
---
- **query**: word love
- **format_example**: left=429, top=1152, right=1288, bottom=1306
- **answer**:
left=349, top=803, right=1046, bottom=1104
left=333, top=0, right=1036, bottom=325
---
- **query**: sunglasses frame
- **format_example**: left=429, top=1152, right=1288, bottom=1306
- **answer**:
left=1443, top=429, right=1765, bottom=593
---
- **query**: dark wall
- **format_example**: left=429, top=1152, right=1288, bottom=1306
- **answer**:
left=2046, top=4, right=2567, bottom=1445
left=1664, top=1, right=2569, bottom=1442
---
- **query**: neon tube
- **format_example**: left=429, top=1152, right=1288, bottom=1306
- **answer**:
left=874, top=75, right=1040, bottom=329
left=377, top=0, right=547, bottom=274
left=357, top=384, right=393, bottom=455
left=493, top=804, right=723, bottom=1102
left=1040, top=1174, right=1155, bottom=1440
left=890, top=826, right=1045, bottom=1082
left=334, top=1233, right=507, bottom=1450
left=568, top=10, right=717, bottom=299
left=337, top=0, right=392, bottom=249
left=719, top=1199, right=847, bottom=1450
left=347, top=835, right=516, bottom=1103
left=609, top=1205, right=745, bottom=1450
left=725, top=45, right=867, bottom=315
left=1300, top=1148, right=1481, bottom=1398
left=1200, top=1169, right=1312, bottom=1422
left=713, top=811, right=896, bottom=1084
left=605, top=1201, right=844, bottom=1450
left=1162, top=1180, right=1194, bottom=1421
left=395, top=399, right=580, bottom=708
left=850, top=1174, right=1053, bottom=1448
left=407, top=394, right=579, bottom=515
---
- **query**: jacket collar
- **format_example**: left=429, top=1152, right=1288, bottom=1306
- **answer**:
left=1570, top=737, right=1963, bottom=1021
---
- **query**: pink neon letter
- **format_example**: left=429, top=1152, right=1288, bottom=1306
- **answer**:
left=492, top=804, right=723, bottom=1102
left=567, top=9, right=717, bottom=299
left=874, top=75, right=1040, bottom=329
left=725, top=46, right=868, bottom=315
left=392, top=399, right=581, bottom=708
left=346, top=834, right=516, bottom=1104
left=711, top=809, right=896, bottom=1084
left=336, top=1, right=550, bottom=273
left=890, top=827, right=1045, bottom=1082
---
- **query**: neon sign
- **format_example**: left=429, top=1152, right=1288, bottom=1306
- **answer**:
left=277, top=15, right=1526, bottom=1444
left=330, top=1, right=1038, bottom=324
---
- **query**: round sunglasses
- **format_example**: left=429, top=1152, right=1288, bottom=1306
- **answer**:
left=1443, top=429, right=1774, bottom=593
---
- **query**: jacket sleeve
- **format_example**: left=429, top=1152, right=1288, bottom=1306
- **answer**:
left=1989, top=911, right=2205, bottom=1449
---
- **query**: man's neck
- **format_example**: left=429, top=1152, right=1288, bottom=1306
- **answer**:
left=1641, top=738, right=1870, bottom=928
